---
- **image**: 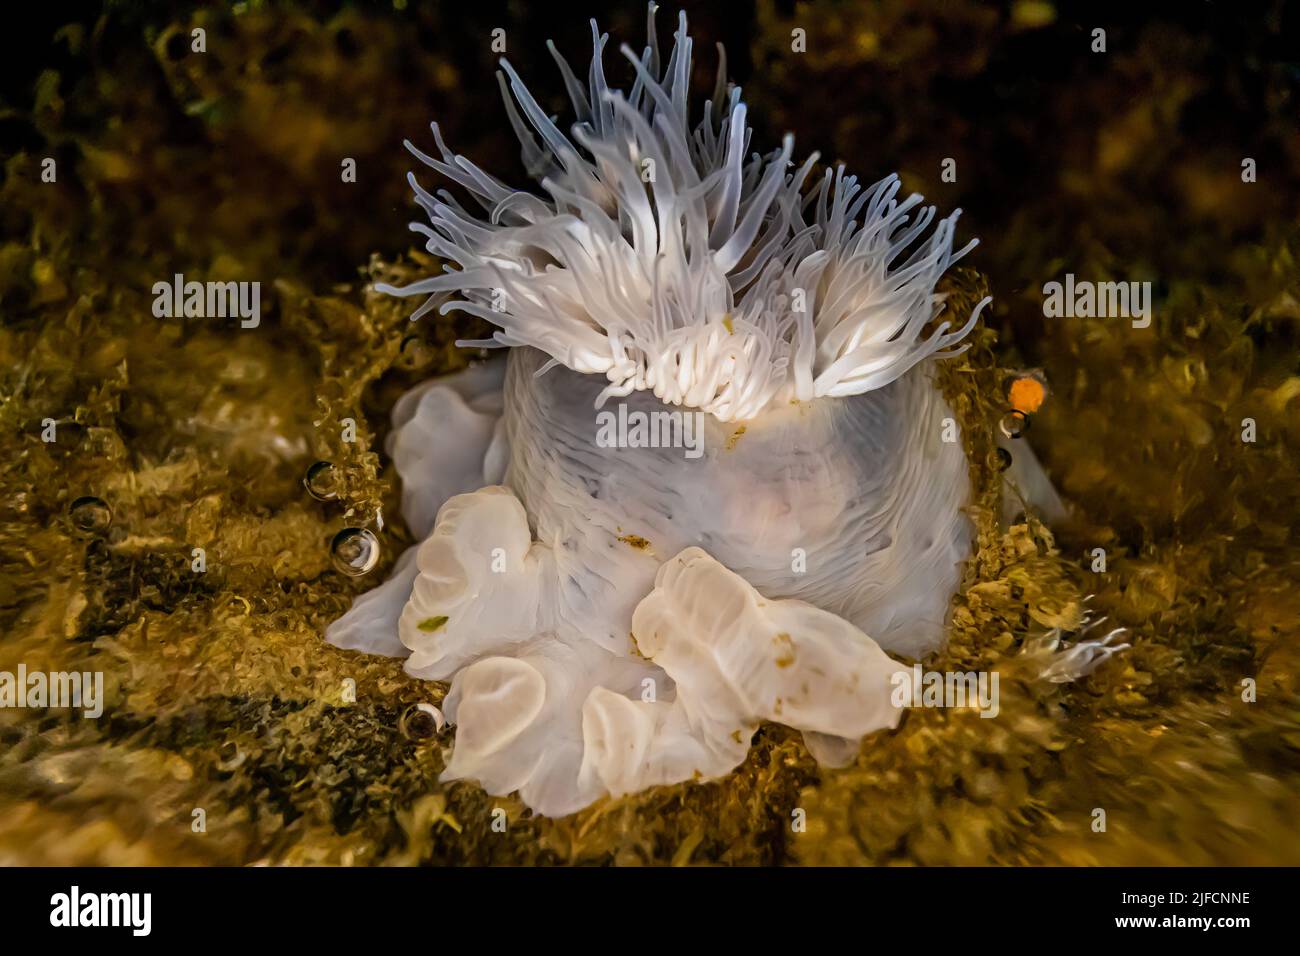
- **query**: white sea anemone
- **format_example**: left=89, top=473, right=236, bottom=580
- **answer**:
left=328, top=6, right=993, bottom=815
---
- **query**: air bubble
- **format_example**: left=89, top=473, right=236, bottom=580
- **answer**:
left=998, top=410, right=1029, bottom=439
left=996, top=447, right=1013, bottom=472
left=397, top=334, right=435, bottom=370
left=400, top=702, right=445, bottom=740
left=216, top=741, right=246, bottom=771
left=69, top=496, right=112, bottom=536
left=331, top=527, right=379, bottom=576
left=304, top=460, right=339, bottom=501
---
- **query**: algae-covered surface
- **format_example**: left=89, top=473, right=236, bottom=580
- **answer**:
left=1, top=1, right=1298, bottom=865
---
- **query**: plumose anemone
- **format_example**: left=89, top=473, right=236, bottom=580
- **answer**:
left=327, top=6, right=995, bottom=815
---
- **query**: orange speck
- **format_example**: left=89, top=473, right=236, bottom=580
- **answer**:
left=1008, top=375, right=1048, bottom=414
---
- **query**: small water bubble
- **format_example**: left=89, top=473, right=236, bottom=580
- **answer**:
left=304, top=460, right=339, bottom=501
left=998, top=410, right=1029, bottom=439
left=69, top=496, right=112, bottom=535
left=331, top=527, right=379, bottom=576
left=47, top=421, right=85, bottom=454
left=996, top=447, right=1013, bottom=472
left=397, top=334, right=434, bottom=370
left=216, top=741, right=245, bottom=771
left=400, top=702, right=445, bottom=740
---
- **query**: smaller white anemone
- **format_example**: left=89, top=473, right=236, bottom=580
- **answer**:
left=380, top=7, right=989, bottom=422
